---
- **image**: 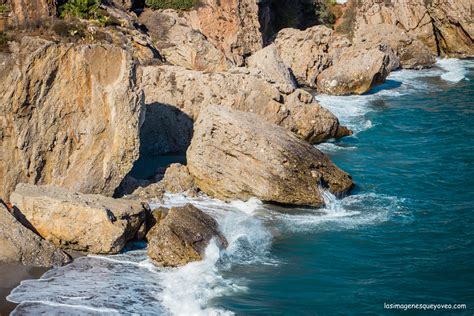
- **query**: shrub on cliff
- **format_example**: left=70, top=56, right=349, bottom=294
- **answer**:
left=144, top=0, right=199, bottom=10
left=59, top=0, right=117, bottom=26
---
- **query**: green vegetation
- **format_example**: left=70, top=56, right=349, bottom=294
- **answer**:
left=59, top=0, right=114, bottom=26
left=144, top=0, right=198, bottom=10
left=0, top=3, right=11, bottom=15
left=314, top=0, right=336, bottom=27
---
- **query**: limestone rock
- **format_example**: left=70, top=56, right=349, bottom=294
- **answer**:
left=185, top=0, right=263, bottom=65
left=274, top=26, right=351, bottom=87
left=354, top=23, right=435, bottom=69
left=246, top=44, right=296, bottom=89
left=129, top=163, right=198, bottom=200
left=0, top=202, right=71, bottom=267
left=353, top=0, right=474, bottom=58
left=0, top=36, right=144, bottom=200
left=3, top=0, right=55, bottom=28
left=428, top=0, right=473, bottom=58
left=317, top=46, right=390, bottom=95
left=187, top=106, right=354, bottom=207
left=10, top=184, right=147, bottom=254
left=147, top=204, right=227, bottom=267
left=353, top=0, right=438, bottom=54
left=138, top=9, right=230, bottom=71
left=141, top=65, right=349, bottom=154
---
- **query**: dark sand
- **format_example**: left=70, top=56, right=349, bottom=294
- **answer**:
left=0, top=264, right=48, bottom=315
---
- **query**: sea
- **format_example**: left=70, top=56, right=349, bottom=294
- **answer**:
left=6, top=58, right=474, bottom=315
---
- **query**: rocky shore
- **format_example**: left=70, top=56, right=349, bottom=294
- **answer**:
left=0, top=0, right=472, bottom=307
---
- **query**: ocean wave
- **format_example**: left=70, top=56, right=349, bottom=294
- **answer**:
left=7, top=190, right=404, bottom=315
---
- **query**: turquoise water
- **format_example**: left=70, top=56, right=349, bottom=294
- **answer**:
left=7, top=59, right=474, bottom=315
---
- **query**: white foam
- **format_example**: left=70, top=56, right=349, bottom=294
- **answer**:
left=437, top=58, right=468, bottom=82
left=8, top=190, right=402, bottom=315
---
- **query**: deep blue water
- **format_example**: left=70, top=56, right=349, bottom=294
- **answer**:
left=7, top=59, right=474, bottom=315
left=212, top=60, right=474, bottom=315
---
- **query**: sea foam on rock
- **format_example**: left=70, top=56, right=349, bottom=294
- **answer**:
left=187, top=106, right=354, bottom=207
left=10, top=184, right=148, bottom=254
left=147, top=204, right=228, bottom=267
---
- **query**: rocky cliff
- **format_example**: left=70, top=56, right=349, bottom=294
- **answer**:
left=0, top=36, right=144, bottom=200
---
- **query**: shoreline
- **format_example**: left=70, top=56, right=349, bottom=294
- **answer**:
left=0, top=264, right=48, bottom=315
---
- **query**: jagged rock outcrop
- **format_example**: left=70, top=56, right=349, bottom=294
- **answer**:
left=428, top=0, right=474, bottom=58
left=246, top=43, right=296, bottom=89
left=0, top=36, right=144, bottom=200
left=353, top=0, right=438, bottom=54
left=138, top=9, right=230, bottom=71
left=187, top=106, right=354, bottom=207
left=317, top=45, right=391, bottom=95
left=354, top=24, right=435, bottom=69
left=10, top=183, right=147, bottom=254
left=0, top=202, right=71, bottom=267
left=147, top=204, right=228, bottom=267
left=140, top=65, right=350, bottom=155
left=353, top=0, right=473, bottom=57
left=274, top=25, right=351, bottom=87
left=184, top=0, right=262, bottom=65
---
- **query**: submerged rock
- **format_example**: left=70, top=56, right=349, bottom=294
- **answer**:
left=187, top=106, right=354, bottom=207
left=10, top=184, right=147, bottom=254
left=0, top=36, right=144, bottom=200
left=147, top=204, right=227, bottom=267
left=317, top=46, right=390, bottom=95
left=0, top=202, right=71, bottom=267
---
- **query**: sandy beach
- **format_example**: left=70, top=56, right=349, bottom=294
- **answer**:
left=0, top=264, right=48, bottom=315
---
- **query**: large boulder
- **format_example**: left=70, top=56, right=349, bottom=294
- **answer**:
left=10, top=184, right=147, bottom=254
left=138, top=9, right=230, bottom=72
left=274, top=25, right=351, bottom=87
left=316, top=46, right=390, bottom=95
left=140, top=65, right=350, bottom=155
left=184, top=0, right=263, bottom=65
left=147, top=204, right=228, bottom=267
left=354, top=23, right=435, bottom=69
left=187, top=106, right=354, bottom=207
left=246, top=44, right=296, bottom=89
left=0, top=202, right=71, bottom=267
left=353, top=0, right=473, bottom=58
left=0, top=36, right=144, bottom=200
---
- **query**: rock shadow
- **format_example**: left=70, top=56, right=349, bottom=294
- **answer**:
left=114, top=103, right=193, bottom=197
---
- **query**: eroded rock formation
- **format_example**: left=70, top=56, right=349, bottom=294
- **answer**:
left=140, top=65, right=350, bottom=154
left=187, top=106, right=354, bottom=207
left=138, top=9, right=231, bottom=71
left=10, top=184, right=147, bottom=254
left=0, top=36, right=144, bottom=200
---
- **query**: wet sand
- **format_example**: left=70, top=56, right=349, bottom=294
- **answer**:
left=0, top=264, right=48, bottom=315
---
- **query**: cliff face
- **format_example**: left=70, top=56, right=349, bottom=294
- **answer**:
left=185, top=0, right=263, bottom=66
left=0, top=37, right=144, bottom=200
left=353, top=0, right=473, bottom=58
